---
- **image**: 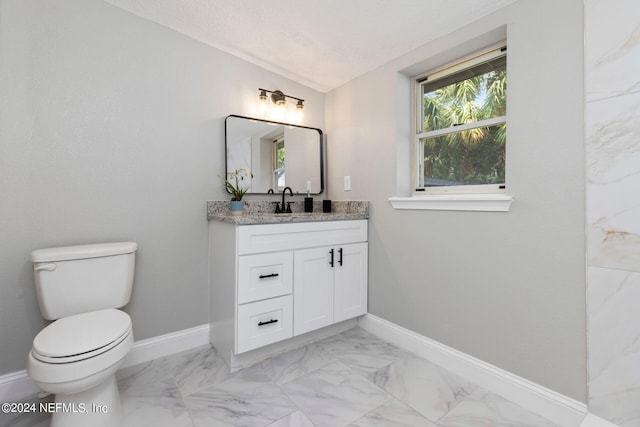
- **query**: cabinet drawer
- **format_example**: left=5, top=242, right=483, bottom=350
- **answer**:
left=236, top=295, right=293, bottom=354
left=238, top=220, right=368, bottom=255
left=238, top=252, right=293, bottom=304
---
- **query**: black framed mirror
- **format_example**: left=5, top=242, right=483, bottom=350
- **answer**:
left=225, top=115, right=324, bottom=195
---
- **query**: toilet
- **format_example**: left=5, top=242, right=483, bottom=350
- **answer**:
left=27, top=242, right=137, bottom=427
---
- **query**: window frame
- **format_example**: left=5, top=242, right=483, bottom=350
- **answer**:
left=413, top=45, right=508, bottom=195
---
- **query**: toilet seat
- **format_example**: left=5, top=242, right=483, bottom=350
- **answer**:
left=32, top=309, right=132, bottom=364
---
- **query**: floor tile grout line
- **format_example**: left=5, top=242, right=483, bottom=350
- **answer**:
left=277, top=358, right=393, bottom=427
left=277, top=379, right=324, bottom=427
left=277, top=381, right=304, bottom=417
left=266, top=344, right=340, bottom=387
left=173, top=383, right=196, bottom=427
left=306, top=330, right=435, bottom=425
left=347, top=394, right=396, bottom=426
left=432, top=392, right=471, bottom=425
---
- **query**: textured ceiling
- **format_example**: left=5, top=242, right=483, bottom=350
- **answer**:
left=104, top=0, right=516, bottom=92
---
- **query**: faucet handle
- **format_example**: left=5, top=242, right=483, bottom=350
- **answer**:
left=286, top=202, right=294, bottom=213
left=272, top=202, right=281, bottom=213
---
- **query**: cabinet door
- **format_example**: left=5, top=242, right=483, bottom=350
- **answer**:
left=334, top=242, right=368, bottom=323
left=293, top=246, right=334, bottom=336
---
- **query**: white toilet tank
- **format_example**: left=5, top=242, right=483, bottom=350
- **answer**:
left=31, top=242, right=137, bottom=320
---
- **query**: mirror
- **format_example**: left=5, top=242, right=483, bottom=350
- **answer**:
left=225, top=115, right=324, bottom=195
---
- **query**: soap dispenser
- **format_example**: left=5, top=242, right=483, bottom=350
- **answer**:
left=304, top=188, right=313, bottom=213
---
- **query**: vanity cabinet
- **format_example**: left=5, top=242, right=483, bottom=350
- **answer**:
left=209, top=219, right=368, bottom=363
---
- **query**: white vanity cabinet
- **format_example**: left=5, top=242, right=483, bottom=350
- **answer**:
left=209, top=219, right=367, bottom=366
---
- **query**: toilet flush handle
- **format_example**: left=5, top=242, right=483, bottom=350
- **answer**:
left=34, top=263, right=56, bottom=272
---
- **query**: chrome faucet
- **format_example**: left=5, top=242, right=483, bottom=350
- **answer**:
left=274, top=187, right=294, bottom=213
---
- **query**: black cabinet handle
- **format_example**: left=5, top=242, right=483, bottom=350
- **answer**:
left=258, top=319, right=278, bottom=326
left=338, top=248, right=343, bottom=266
left=329, top=249, right=334, bottom=267
left=259, top=273, right=279, bottom=279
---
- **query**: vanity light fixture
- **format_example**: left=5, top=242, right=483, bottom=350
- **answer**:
left=259, top=89, right=268, bottom=104
left=271, top=90, right=287, bottom=106
left=257, top=88, right=304, bottom=122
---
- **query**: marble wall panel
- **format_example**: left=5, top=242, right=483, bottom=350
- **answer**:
left=586, top=2, right=640, bottom=425
left=585, top=0, right=640, bottom=102
left=586, top=91, right=640, bottom=272
left=587, top=266, right=640, bottom=426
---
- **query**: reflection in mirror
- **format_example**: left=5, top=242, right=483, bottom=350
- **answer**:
left=225, top=115, right=324, bottom=195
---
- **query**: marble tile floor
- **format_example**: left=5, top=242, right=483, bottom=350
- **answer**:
left=2, top=327, right=561, bottom=427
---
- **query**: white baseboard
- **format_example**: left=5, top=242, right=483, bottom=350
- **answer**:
left=121, top=323, right=210, bottom=368
left=358, top=314, right=589, bottom=427
left=0, top=370, right=40, bottom=403
left=0, top=323, right=210, bottom=402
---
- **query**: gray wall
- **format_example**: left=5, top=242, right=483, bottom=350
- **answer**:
left=1, top=0, right=588, bottom=404
left=326, top=0, right=586, bottom=401
left=0, top=0, right=324, bottom=375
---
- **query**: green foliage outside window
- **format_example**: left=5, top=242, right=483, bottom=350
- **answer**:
left=421, top=60, right=506, bottom=187
left=276, top=144, right=285, bottom=169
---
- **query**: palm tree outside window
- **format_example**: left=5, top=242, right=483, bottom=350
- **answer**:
left=416, top=45, right=507, bottom=193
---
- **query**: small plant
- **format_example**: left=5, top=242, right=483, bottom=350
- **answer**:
left=225, top=168, right=252, bottom=201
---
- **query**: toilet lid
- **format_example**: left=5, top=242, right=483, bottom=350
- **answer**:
left=33, top=309, right=132, bottom=363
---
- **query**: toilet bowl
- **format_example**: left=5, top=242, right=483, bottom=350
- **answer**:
left=27, top=309, right=134, bottom=427
left=27, top=242, right=137, bottom=427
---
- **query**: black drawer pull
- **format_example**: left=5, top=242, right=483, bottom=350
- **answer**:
left=338, top=248, right=343, bottom=266
left=258, top=319, right=278, bottom=326
left=258, top=273, right=279, bottom=279
left=329, top=248, right=334, bottom=267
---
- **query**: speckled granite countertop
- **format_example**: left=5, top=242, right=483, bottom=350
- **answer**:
left=207, top=200, right=368, bottom=225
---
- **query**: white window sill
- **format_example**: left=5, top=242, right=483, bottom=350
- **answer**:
left=388, top=194, right=513, bottom=212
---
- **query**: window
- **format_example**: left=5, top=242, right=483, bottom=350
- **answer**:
left=272, top=135, right=285, bottom=191
left=415, top=46, right=507, bottom=193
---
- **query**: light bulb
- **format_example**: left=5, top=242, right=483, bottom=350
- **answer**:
left=258, top=90, right=268, bottom=115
